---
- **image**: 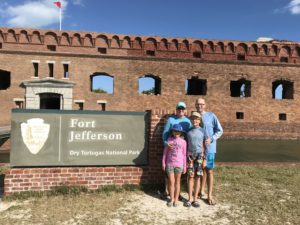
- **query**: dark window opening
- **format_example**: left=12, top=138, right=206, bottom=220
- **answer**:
left=48, top=63, right=54, bottom=77
left=33, top=63, right=39, bottom=77
left=0, top=70, right=11, bottom=90
left=63, top=64, right=69, bottom=78
left=39, top=93, right=61, bottom=109
left=14, top=100, right=24, bottom=109
left=280, top=57, right=288, bottom=63
left=237, top=54, right=245, bottom=61
left=98, top=48, right=107, bottom=54
left=78, top=103, right=83, bottom=110
left=236, top=112, right=244, bottom=119
left=99, top=103, right=106, bottom=111
left=74, top=100, right=84, bottom=110
left=146, top=50, right=155, bottom=56
left=230, top=79, right=251, bottom=97
left=193, top=52, right=202, bottom=58
left=186, top=77, right=207, bottom=95
left=279, top=113, right=287, bottom=121
left=77, top=103, right=83, bottom=110
left=91, top=74, right=114, bottom=94
left=0, top=43, right=2, bottom=49
left=139, top=75, right=161, bottom=95
left=47, top=45, right=56, bottom=51
left=272, top=80, right=293, bottom=100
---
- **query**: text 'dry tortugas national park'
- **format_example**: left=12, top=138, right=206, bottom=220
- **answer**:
left=0, top=27, right=300, bottom=195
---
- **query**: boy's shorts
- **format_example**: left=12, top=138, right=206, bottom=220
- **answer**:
left=206, top=153, right=215, bottom=169
left=166, top=166, right=183, bottom=175
left=187, top=154, right=204, bottom=177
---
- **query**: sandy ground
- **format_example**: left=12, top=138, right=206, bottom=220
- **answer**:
left=111, top=192, right=237, bottom=225
left=0, top=192, right=240, bottom=225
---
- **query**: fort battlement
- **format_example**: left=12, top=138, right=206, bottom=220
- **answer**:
left=0, top=27, right=299, bottom=64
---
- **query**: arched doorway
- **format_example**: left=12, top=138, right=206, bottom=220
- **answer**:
left=39, top=93, right=62, bottom=109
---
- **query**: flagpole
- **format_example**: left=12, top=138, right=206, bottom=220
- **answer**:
left=59, top=6, right=62, bottom=31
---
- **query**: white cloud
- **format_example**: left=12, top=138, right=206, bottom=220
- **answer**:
left=73, top=0, right=84, bottom=6
left=4, top=0, right=68, bottom=28
left=286, top=0, right=300, bottom=14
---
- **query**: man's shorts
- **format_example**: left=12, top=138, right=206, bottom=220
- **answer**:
left=166, top=166, right=183, bottom=175
left=206, top=153, right=215, bottom=169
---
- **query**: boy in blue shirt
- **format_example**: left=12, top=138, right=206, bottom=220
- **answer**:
left=185, top=111, right=209, bottom=208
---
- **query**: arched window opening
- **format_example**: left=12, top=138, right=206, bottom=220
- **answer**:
left=39, top=93, right=61, bottom=109
left=0, top=70, right=11, bottom=90
left=139, top=75, right=161, bottom=95
left=227, top=43, right=235, bottom=53
left=91, top=74, right=114, bottom=94
left=185, top=76, right=207, bottom=95
left=230, top=79, right=251, bottom=97
left=272, top=80, right=293, bottom=100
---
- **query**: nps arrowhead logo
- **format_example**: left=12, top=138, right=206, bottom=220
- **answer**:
left=21, top=118, right=50, bottom=154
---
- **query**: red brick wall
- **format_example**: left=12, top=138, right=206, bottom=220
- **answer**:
left=4, top=110, right=167, bottom=195
left=1, top=27, right=300, bottom=128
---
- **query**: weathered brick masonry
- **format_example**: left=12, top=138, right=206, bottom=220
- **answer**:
left=0, top=27, right=300, bottom=129
left=1, top=27, right=300, bottom=194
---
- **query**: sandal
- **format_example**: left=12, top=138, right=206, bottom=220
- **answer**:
left=184, top=201, right=192, bottom=207
left=192, top=201, right=200, bottom=208
left=207, top=198, right=216, bottom=205
left=178, top=194, right=185, bottom=202
left=173, top=202, right=178, bottom=207
left=167, top=201, right=173, bottom=207
left=198, top=192, right=207, bottom=199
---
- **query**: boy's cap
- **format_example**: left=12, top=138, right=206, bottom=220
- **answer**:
left=172, top=124, right=185, bottom=133
left=176, top=102, right=186, bottom=109
left=190, top=111, right=201, bottom=118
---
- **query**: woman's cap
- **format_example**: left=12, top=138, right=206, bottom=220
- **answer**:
left=176, top=101, right=186, bottom=109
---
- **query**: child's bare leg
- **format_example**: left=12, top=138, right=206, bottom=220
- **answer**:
left=194, top=176, right=200, bottom=201
left=188, top=176, right=194, bottom=202
left=200, top=170, right=207, bottom=197
left=164, top=175, right=169, bottom=195
left=174, top=173, right=182, bottom=203
left=168, top=173, right=175, bottom=203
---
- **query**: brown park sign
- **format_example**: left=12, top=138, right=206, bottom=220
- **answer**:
left=10, top=109, right=148, bottom=167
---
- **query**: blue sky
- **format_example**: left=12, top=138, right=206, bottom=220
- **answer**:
left=0, top=0, right=300, bottom=42
left=0, top=0, right=298, bottom=95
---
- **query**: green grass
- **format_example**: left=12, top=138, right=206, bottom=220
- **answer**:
left=214, top=165, right=300, bottom=225
left=0, top=165, right=299, bottom=225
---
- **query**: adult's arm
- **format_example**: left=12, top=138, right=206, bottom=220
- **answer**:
left=211, top=114, right=223, bottom=142
left=162, top=145, right=168, bottom=170
left=162, top=118, right=172, bottom=146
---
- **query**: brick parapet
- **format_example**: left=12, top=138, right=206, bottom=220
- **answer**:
left=1, top=27, right=300, bottom=64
